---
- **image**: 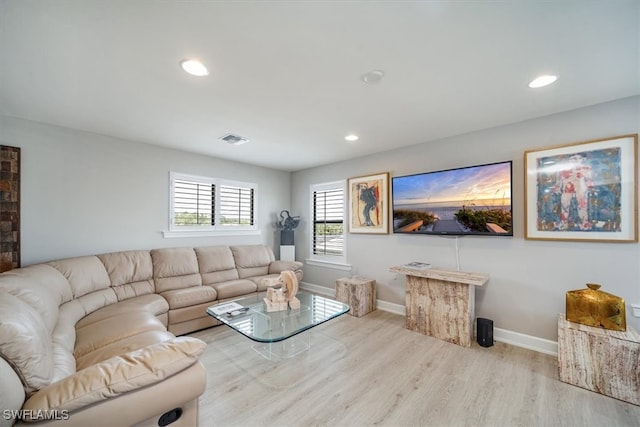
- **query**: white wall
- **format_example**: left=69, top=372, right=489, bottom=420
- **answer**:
left=292, top=96, right=640, bottom=341
left=0, top=116, right=291, bottom=265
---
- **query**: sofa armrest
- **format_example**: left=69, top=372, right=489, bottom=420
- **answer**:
left=21, top=337, right=206, bottom=417
left=268, top=260, right=303, bottom=275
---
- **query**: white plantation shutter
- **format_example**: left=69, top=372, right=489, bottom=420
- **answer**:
left=173, top=179, right=215, bottom=226
left=312, top=182, right=345, bottom=257
left=219, top=185, right=255, bottom=226
left=170, top=172, right=256, bottom=232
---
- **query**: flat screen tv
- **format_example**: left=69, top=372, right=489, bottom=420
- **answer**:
left=392, top=160, right=513, bottom=236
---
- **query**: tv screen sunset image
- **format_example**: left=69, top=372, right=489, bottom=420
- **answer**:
left=392, top=161, right=512, bottom=235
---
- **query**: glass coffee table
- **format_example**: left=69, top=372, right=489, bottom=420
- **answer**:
left=206, top=291, right=349, bottom=360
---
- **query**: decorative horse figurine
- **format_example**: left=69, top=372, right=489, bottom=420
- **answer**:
left=262, top=270, right=300, bottom=312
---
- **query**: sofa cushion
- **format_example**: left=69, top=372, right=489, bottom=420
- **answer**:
left=166, top=302, right=218, bottom=326
left=0, top=263, right=72, bottom=303
left=123, top=293, right=169, bottom=318
left=97, top=250, right=155, bottom=300
left=268, top=260, right=304, bottom=275
left=51, top=294, right=168, bottom=385
left=230, top=245, right=274, bottom=279
left=71, top=288, right=119, bottom=320
left=51, top=300, right=86, bottom=383
left=151, top=248, right=202, bottom=292
left=161, top=286, right=217, bottom=310
left=195, top=246, right=240, bottom=284
left=210, top=279, right=257, bottom=300
left=0, top=293, right=54, bottom=394
left=22, top=337, right=206, bottom=414
left=48, top=256, right=111, bottom=299
left=249, top=273, right=282, bottom=292
left=74, top=312, right=166, bottom=359
left=75, top=330, right=175, bottom=371
left=75, top=294, right=169, bottom=329
left=51, top=338, right=77, bottom=385
left=0, top=356, right=25, bottom=422
left=0, top=273, right=63, bottom=335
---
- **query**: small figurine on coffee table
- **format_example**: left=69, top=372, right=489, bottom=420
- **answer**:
left=262, top=270, right=300, bottom=312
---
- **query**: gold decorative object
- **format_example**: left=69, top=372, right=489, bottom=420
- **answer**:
left=566, top=283, right=626, bottom=331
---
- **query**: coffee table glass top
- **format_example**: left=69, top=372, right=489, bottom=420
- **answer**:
left=206, top=291, right=349, bottom=343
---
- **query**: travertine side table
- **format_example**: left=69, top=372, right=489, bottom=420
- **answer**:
left=558, top=313, right=640, bottom=405
left=335, top=276, right=376, bottom=317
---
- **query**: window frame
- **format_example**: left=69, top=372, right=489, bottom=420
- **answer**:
left=308, top=180, right=349, bottom=269
left=165, top=172, right=258, bottom=238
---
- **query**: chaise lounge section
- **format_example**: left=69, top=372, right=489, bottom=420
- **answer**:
left=0, top=244, right=303, bottom=426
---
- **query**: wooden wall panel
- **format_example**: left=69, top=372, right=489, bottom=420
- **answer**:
left=0, top=145, right=20, bottom=272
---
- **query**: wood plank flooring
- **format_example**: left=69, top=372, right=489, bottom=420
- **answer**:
left=189, top=310, right=640, bottom=427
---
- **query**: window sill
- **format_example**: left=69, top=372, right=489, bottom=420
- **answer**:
left=305, top=259, right=352, bottom=271
left=163, top=229, right=261, bottom=238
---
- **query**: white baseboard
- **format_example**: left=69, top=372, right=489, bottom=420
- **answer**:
left=494, top=327, right=558, bottom=356
left=301, top=281, right=334, bottom=297
left=300, top=281, right=558, bottom=356
left=375, top=299, right=405, bottom=316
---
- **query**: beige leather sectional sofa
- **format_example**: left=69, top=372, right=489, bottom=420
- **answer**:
left=0, top=244, right=303, bottom=427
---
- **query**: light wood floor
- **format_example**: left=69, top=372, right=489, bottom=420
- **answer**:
left=190, top=310, right=640, bottom=427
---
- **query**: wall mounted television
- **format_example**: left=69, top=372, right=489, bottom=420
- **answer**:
left=392, top=160, right=513, bottom=236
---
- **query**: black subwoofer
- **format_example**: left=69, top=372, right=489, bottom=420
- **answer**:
left=477, top=317, right=494, bottom=347
left=158, top=408, right=183, bottom=426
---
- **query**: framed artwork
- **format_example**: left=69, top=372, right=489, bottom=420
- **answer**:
left=524, top=134, right=638, bottom=242
left=348, top=172, right=389, bottom=234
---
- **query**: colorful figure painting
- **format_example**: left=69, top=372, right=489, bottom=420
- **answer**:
left=348, top=172, right=389, bottom=234
left=536, top=148, right=621, bottom=232
left=525, top=134, right=637, bottom=242
left=356, top=181, right=381, bottom=227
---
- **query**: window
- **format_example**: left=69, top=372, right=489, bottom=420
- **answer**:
left=172, top=177, right=214, bottom=226
left=219, top=184, right=255, bottom=227
left=168, top=172, right=257, bottom=236
left=310, top=181, right=346, bottom=265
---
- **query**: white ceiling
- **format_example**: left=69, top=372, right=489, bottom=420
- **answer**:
left=1, top=1, right=638, bottom=171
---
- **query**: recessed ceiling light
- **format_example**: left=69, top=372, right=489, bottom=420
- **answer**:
left=362, top=70, right=385, bottom=84
left=345, top=134, right=359, bottom=142
left=528, top=75, right=557, bottom=88
left=180, top=59, right=209, bottom=77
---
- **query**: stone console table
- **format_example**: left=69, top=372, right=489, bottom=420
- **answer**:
left=558, top=313, right=640, bottom=406
left=389, top=265, right=489, bottom=347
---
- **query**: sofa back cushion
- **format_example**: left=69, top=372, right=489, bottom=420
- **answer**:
left=231, top=245, right=275, bottom=279
left=195, top=246, right=239, bottom=285
left=98, top=250, right=155, bottom=300
left=46, top=257, right=118, bottom=320
left=0, top=265, right=71, bottom=334
left=151, top=248, right=202, bottom=292
left=0, top=292, right=54, bottom=395
left=48, top=256, right=112, bottom=299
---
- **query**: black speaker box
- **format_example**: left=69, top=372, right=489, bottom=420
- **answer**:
left=477, top=318, right=494, bottom=347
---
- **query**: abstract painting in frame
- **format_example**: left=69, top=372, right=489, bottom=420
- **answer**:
left=524, top=134, right=638, bottom=242
left=348, top=172, right=389, bottom=234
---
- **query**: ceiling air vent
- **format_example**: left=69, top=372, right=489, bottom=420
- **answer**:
left=219, top=133, right=249, bottom=146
